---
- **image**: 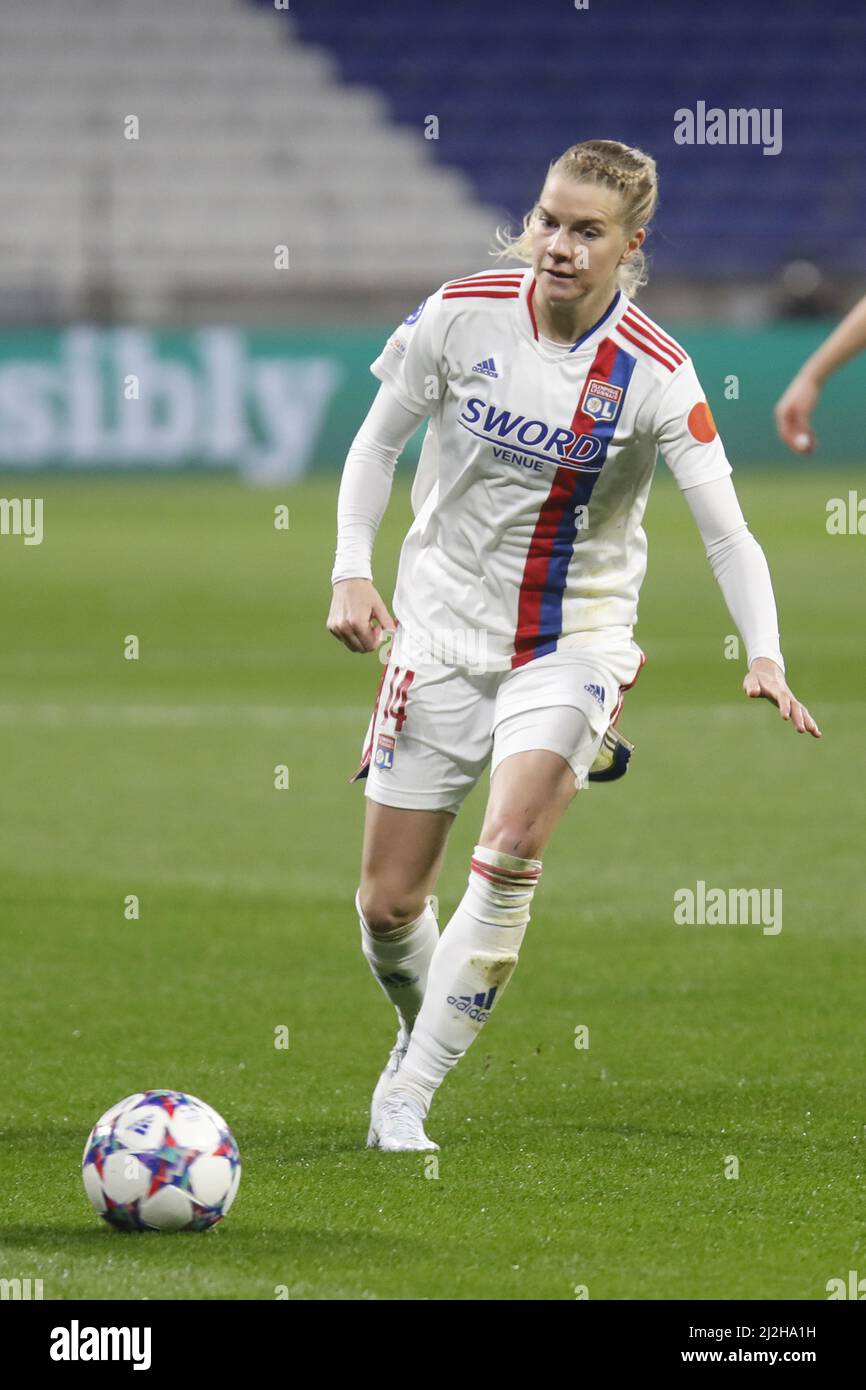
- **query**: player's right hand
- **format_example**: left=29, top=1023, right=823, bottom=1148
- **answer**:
left=774, top=372, right=820, bottom=454
left=743, top=658, right=822, bottom=737
left=326, top=578, right=396, bottom=654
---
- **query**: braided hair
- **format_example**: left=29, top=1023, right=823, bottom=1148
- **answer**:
left=493, top=139, right=658, bottom=298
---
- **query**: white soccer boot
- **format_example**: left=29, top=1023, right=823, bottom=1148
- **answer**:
left=368, top=1090, right=439, bottom=1153
left=366, top=1020, right=410, bottom=1148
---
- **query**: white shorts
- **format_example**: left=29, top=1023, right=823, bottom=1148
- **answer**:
left=350, top=625, right=645, bottom=817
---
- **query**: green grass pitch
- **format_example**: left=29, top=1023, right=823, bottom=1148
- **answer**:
left=0, top=466, right=862, bottom=1300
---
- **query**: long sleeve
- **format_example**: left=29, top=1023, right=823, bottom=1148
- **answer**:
left=680, top=474, right=785, bottom=672
left=330, top=382, right=428, bottom=585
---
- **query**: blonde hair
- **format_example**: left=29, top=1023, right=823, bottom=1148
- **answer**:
left=493, top=139, right=658, bottom=298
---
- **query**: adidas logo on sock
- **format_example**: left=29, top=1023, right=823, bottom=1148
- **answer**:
left=447, top=986, right=498, bottom=1022
left=375, top=970, right=419, bottom=988
left=472, top=356, right=499, bottom=378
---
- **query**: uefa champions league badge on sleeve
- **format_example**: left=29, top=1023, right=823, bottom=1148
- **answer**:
left=403, top=299, right=427, bottom=324
left=374, top=734, right=396, bottom=769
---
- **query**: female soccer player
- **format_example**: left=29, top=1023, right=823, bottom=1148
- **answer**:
left=327, top=140, right=821, bottom=1153
left=775, top=290, right=866, bottom=452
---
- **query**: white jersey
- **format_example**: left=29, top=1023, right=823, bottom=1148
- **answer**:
left=370, top=267, right=732, bottom=673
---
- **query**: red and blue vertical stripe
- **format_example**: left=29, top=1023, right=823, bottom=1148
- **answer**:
left=511, top=338, right=636, bottom=668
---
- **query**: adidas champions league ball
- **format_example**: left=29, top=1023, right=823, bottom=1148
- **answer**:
left=82, top=1091, right=241, bottom=1232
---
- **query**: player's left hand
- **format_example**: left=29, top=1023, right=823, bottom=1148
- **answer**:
left=743, top=657, right=822, bottom=737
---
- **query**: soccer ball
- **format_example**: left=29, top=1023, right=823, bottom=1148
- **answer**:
left=82, top=1090, right=241, bottom=1232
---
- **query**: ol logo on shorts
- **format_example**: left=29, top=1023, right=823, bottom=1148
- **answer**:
left=374, top=734, right=396, bottom=769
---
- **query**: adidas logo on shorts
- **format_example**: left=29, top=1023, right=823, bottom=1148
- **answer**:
left=584, top=682, right=606, bottom=707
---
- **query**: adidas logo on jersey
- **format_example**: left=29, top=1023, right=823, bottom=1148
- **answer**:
left=472, top=356, right=499, bottom=378
left=446, top=986, right=498, bottom=1022
left=584, top=682, right=606, bottom=708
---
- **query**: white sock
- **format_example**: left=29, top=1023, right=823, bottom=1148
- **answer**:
left=357, top=889, right=440, bottom=1033
left=390, top=845, right=542, bottom=1114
